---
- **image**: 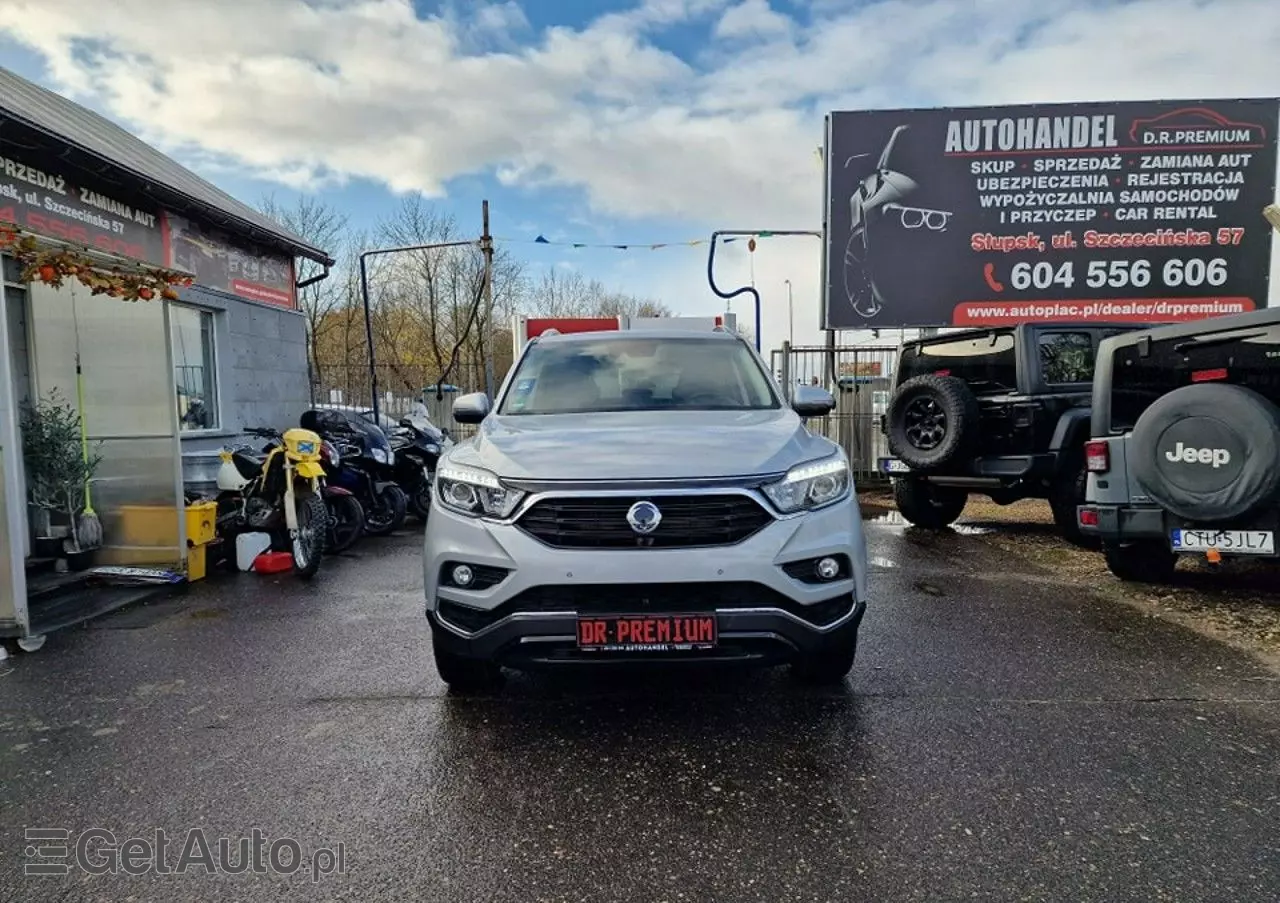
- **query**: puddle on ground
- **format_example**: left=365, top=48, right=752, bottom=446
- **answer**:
left=867, top=511, right=994, bottom=535
left=869, top=556, right=898, bottom=569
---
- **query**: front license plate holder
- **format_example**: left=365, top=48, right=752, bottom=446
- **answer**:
left=1170, top=529, right=1276, bottom=556
left=577, top=613, right=718, bottom=652
left=880, top=457, right=911, bottom=474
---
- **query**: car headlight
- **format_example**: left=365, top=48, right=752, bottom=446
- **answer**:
left=762, top=456, right=851, bottom=514
left=436, top=463, right=526, bottom=518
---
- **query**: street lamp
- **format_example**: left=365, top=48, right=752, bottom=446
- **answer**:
left=784, top=279, right=794, bottom=347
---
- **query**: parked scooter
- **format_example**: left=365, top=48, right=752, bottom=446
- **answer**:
left=301, top=409, right=409, bottom=536
left=214, top=427, right=328, bottom=578
left=319, top=438, right=366, bottom=553
left=389, top=411, right=451, bottom=520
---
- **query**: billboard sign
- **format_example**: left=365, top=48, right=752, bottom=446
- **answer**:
left=0, top=143, right=165, bottom=265
left=823, top=98, right=1279, bottom=330
left=165, top=213, right=296, bottom=308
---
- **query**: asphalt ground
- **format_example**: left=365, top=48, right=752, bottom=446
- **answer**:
left=2, top=515, right=1278, bottom=902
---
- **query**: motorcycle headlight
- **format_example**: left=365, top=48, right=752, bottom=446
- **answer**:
left=436, top=463, right=526, bottom=519
left=762, top=455, right=851, bottom=514
left=372, top=447, right=390, bottom=464
left=424, top=443, right=441, bottom=455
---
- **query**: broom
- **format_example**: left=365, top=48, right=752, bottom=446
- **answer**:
left=71, top=284, right=102, bottom=550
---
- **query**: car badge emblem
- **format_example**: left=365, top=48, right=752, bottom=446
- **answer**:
left=626, top=501, right=662, bottom=535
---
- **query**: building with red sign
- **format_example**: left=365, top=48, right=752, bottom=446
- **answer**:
left=0, top=66, right=334, bottom=642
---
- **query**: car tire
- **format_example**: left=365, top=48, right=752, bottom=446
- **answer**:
left=432, top=634, right=505, bottom=694
left=886, top=375, right=980, bottom=469
left=1103, top=541, right=1177, bottom=584
left=1050, top=455, right=1096, bottom=548
left=791, top=635, right=858, bottom=685
left=893, top=478, right=967, bottom=529
left=1130, top=383, right=1280, bottom=523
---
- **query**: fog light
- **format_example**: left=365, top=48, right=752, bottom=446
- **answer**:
left=815, top=557, right=841, bottom=580
left=451, top=564, right=474, bottom=587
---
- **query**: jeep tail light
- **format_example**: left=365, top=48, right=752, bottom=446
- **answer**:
left=934, top=369, right=951, bottom=376
left=1078, top=507, right=1099, bottom=527
left=1085, top=440, right=1109, bottom=473
left=1191, top=367, right=1227, bottom=383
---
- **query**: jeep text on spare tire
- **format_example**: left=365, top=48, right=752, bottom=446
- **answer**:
left=880, top=323, right=1145, bottom=542
left=1078, top=308, right=1280, bottom=583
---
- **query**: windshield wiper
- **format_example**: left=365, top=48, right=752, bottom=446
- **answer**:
left=1173, top=331, right=1266, bottom=353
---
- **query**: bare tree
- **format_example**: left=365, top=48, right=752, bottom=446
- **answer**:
left=258, top=194, right=349, bottom=389
left=526, top=269, right=671, bottom=318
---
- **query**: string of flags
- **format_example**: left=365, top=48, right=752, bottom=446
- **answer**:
left=497, top=232, right=782, bottom=251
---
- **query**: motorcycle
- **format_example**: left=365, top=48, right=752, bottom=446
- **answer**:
left=300, top=408, right=409, bottom=536
left=259, top=432, right=365, bottom=554
left=214, top=426, right=328, bottom=578
left=389, top=412, right=452, bottom=520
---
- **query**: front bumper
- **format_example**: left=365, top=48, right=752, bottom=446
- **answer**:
left=423, top=488, right=869, bottom=666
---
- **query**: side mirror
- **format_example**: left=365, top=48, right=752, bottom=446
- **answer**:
left=792, top=385, right=835, bottom=418
left=452, top=392, right=492, bottom=425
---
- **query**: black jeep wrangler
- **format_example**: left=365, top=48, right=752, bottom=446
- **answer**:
left=1079, top=308, right=1280, bottom=582
left=880, top=323, right=1142, bottom=541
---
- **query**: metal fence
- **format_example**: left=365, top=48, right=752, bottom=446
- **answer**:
left=769, top=343, right=900, bottom=482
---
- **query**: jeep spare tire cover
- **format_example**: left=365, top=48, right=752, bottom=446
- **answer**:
left=1130, top=383, right=1280, bottom=523
left=886, top=374, right=980, bottom=470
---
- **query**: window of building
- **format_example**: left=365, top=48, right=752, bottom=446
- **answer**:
left=1037, top=331, right=1095, bottom=384
left=170, top=305, right=219, bottom=432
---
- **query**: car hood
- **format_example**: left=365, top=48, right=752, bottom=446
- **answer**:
left=446, top=409, right=835, bottom=481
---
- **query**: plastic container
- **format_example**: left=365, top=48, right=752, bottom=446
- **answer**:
left=253, top=551, right=293, bottom=574
left=185, top=501, right=217, bottom=546
left=187, top=545, right=207, bottom=581
left=235, top=532, right=272, bottom=572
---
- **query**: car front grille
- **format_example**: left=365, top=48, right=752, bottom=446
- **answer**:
left=515, top=494, right=774, bottom=549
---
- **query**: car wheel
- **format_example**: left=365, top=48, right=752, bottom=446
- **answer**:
left=893, top=478, right=967, bottom=529
left=886, top=375, right=980, bottom=470
left=1050, top=455, right=1096, bottom=548
left=432, top=634, right=505, bottom=694
left=1103, top=541, right=1177, bottom=584
left=790, top=635, right=858, bottom=685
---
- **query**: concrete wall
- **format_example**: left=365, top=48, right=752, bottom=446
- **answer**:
left=176, top=285, right=311, bottom=491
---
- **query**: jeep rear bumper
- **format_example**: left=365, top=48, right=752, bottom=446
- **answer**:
left=1080, top=503, right=1280, bottom=550
left=883, top=453, right=1058, bottom=487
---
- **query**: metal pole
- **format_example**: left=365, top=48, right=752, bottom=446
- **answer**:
left=785, top=279, right=794, bottom=347
left=481, top=200, right=494, bottom=398
left=359, top=252, right=380, bottom=424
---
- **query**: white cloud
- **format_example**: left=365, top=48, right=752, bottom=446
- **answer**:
left=2, top=0, right=1278, bottom=348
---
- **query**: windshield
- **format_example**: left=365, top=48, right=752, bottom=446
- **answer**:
left=498, top=336, right=780, bottom=415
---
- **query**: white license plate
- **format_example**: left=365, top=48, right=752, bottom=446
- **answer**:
left=881, top=458, right=911, bottom=474
left=1170, top=529, right=1276, bottom=555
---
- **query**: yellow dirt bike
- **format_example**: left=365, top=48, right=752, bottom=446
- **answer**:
left=215, top=426, right=329, bottom=579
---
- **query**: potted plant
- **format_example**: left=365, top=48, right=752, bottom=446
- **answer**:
left=20, top=391, right=102, bottom=568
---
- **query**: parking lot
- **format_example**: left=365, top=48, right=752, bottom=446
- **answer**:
left=3, top=508, right=1279, bottom=903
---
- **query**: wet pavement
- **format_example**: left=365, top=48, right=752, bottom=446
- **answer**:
left=2, top=518, right=1279, bottom=903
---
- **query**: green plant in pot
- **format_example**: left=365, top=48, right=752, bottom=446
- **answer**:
left=20, top=391, right=103, bottom=568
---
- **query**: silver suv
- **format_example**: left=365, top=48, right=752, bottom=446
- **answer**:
left=423, top=328, right=870, bottom=693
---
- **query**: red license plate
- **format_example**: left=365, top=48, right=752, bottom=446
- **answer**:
left=576, top=614, right=717, bottom=651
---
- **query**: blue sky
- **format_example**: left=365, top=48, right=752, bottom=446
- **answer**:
left=1, top=0, right=1277, bottom=348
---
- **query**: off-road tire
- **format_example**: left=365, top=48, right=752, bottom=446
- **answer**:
left=292, top=492, right=328, bottom=580
left=791, top=636, right=858, bottom=685
left=893, top=478, right=967, bottom=529
left=1103, top=541, right=1177, bottom=584
left=886, top=375, right=981, bottom=470
left=1049, top=455, right=1095, bottom=548
left=432, top=634, right=505, bottom=695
